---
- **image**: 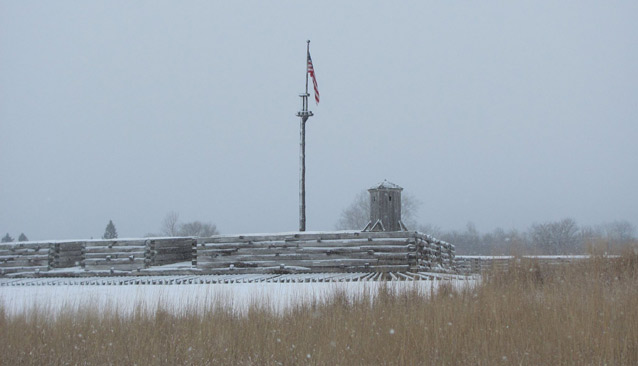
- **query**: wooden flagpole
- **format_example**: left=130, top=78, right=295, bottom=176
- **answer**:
left=296, top=40, right=313, bottom=231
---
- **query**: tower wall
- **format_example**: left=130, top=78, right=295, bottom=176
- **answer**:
left=367, top=181, right=405, bottom=232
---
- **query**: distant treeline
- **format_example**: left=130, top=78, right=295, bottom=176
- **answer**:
left=419, top=219, right=635, bottom=255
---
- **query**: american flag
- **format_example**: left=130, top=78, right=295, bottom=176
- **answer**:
left=307, top=52, right=320, bottom=104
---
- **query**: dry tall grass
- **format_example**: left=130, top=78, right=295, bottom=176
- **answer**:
left=1, top=250, right=637, bottom=365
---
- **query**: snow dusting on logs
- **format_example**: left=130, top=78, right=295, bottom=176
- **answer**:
left=0, top=232, right=455, bottom=277
left=195, top=231, right=454, bottom=274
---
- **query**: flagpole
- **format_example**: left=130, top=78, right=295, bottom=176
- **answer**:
left=296, top=40, right=313, bottom=232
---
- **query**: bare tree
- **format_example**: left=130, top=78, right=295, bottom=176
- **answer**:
left=481, top=227, right=529, bottom=255
left=417, top=223, right=443, bottom=238
left=529, top=218, right=579, bottom=254
left=600, top=220, right=635, bottom=248
left=440, top=222, right=481, bottom=254
left=178, top=221, right=219, bottom=237
left=155, top=211, right=220, bottom=237
left=160, top=211, right=180, bottom=237
left=335, top=191, right=370, bottom=230
left=335, top=190, right=421, bottom=230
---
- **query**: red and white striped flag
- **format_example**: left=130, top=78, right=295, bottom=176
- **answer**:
left=307, top=52, right=320, bottom=104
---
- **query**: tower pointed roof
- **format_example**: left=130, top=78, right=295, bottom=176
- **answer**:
left=369, top=179, right=403, bottom=191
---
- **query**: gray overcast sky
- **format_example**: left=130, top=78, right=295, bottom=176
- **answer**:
left=1, top=1, right=637, bottom=240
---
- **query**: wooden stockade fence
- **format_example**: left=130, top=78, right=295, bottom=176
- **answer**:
left=196, top=231, right=454, bottom=274
left=0, top=242, right=49, bottom=275
left=454, top=255, right=594, bottom=274
left=147, top=238, right=197, bottom=266
left=0, top=231, right=455, bottom=277
left=50, top=242, right=84, bottom=269
left=84, top=239, right=148, bottom=272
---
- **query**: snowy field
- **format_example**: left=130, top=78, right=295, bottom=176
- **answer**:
left=0, top=273, right=477, bottom=317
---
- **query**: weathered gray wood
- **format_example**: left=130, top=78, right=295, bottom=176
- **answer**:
left=84, top=258, right=146, bottom=266
left=51, top=257, right=82, bottom=265
left=53, top=250, right=84, bottom=258
left=56, top=242, right=85, bottom=251
left=150, top=247, right=192, bottom=255
left=1, top=254, right=50, bottom=261
left=0, top=259, right=49, bottom=266
left=199, top=258, right=381, bottom=268
left=84, top=240, right=148, bottom=247
left=197, top=231, right=421, bottom=245
left=149, top=239, right=194, bottom=249
left=0, top=265, right=49, bottom=274
left=85, top=246, right=146, bottom=253
left=83, top=264, right=144, bottom=271
left=84, top=252, right=145, bottom=260
left=198, top=239, right=412, bottom=250
left=151, top=253, right=192, bottom=262
left=0, top=243, right=51, bottom=250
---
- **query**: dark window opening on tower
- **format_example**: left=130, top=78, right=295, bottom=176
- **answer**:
left=389, top=196, right=392, bottom=201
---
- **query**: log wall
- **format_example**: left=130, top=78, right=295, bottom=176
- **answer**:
left=146, top=238, right=197, bottom=266
left=50, top=242, right=85, bottom=268
left=0, top=242, right=50, bottom=275
left=196, top=231, right=455, bottom=274
left=84, top=239, right=149, bottom=272
left=0, top=232, right=456, bottom=276
left=455, top=255, right=592, bottom=274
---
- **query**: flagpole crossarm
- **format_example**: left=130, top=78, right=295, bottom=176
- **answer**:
left=296, top=93, right=313, bottom=122
left=296, top=110, right=313, bottom=118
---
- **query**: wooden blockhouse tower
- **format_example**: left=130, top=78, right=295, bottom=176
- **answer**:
left=364, top=180, right=408, bottom=232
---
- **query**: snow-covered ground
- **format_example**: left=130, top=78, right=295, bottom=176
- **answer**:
left=0, top=274, right=478, bottom=317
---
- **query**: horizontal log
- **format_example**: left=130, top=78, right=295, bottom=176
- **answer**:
left=152, top=247, right=192, bottom=255
left=150, top=260, right=193, bottom=267
left=376, top=258, right=416, bottom=266
left=84, top=252, right=145, bottom=260
left=83, top=264, right=145, bottom=271
left=84, top=240, right=148, bottom=248
left=0, top=243, right=51, bottom=251
left=358, top=245, right=415, bottom=252
left=0, top=265, right=49, bottom=274
left=0, top=259, right=49, bottom=267
left=148, top=239, right=194, bottom=249
left=372, top=252, right=410, bottom=259
left=52, top=256, right=83, bottom=264
left=0, top=249, right=48, bottom=256
left=1, top=254, right=50, bottom=261
left=54, top=250, right=84, bottom=258
left=197, top=245, right=413, bottom=258
left=198, top=258, right=380, bottom=269
left=85, top=246, right=146, bottom=253
left=56, top=243, right=85, bottom=251
left=198, top=231, right=422, bottom=245
left=197, top=254, right=313, bottom=263
left=199, top=241, right=289, bottom=249
left=151, top=253, right=192, bottom=262
left=198, top=238, right=415, bottom=250
left=196, top=263, right=412, bottom=273
left=84, top=257, right=146, bottom=266
left=197, top=248, right=240, bottom=255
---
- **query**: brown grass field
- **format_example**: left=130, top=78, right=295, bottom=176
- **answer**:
left=1, top=249, right=637, bottom=365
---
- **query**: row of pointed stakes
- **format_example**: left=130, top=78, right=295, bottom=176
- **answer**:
left=0, top=272, right=470, bottom=287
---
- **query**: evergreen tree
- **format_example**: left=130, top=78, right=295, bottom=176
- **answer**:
left=18, top=233, right=28, bottom=242
left=102, top=220, right=118, bottom=239
left=1, top=233, right=14, bottom=243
